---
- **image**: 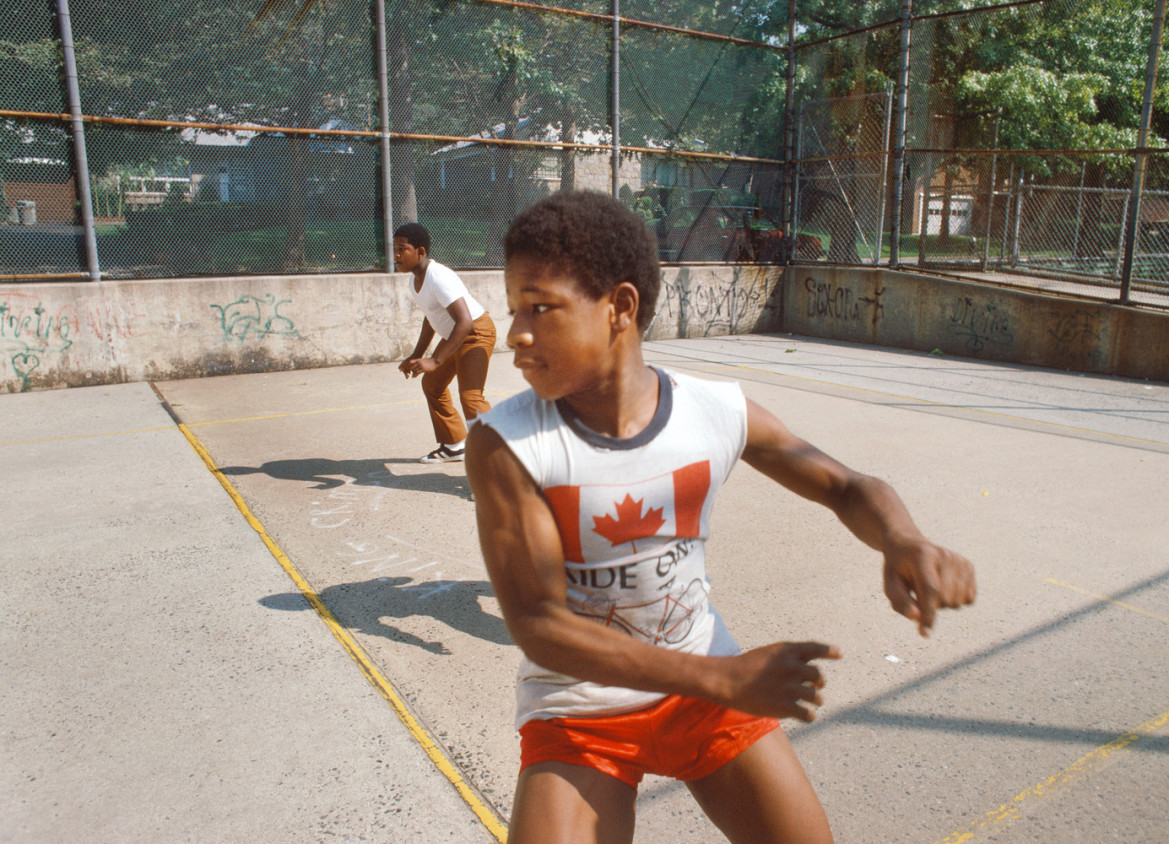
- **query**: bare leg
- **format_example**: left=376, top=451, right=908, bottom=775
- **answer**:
left=507, top=761, right=637, bottom=844
left=685, top=729, right=833, bottom=844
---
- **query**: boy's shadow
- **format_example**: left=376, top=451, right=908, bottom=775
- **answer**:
left=221, top=457, right=470, bottom=498
left=260, top=577, right=511, bottom=654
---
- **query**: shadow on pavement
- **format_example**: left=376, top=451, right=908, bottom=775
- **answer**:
left=260, top=576, right=511, bottom=652
left=222, top=457, right=471, bottom=498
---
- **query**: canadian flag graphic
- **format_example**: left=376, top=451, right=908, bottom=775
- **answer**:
left=545, top=461, right=711, bottom=562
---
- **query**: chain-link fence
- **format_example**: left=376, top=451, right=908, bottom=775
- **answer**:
left=791, top=0, right=1169, bottom=308
left=3, top=0, right=1167, bottom=309
left=2, top=0, right=789, bottom=280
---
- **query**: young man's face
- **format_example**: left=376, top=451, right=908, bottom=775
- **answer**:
left=392, top=236, right=425, bottom=274
left=504, top=254, right=617, bottom=401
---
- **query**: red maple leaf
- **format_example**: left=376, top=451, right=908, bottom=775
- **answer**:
left=592, top=494, right=665, bottom=549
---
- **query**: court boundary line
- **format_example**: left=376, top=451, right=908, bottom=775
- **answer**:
left=1046, top=578, right=1169, bottom=625
left=150, top=384, right=509, bottom=842
left=934, top=709, right=1169, bottom=843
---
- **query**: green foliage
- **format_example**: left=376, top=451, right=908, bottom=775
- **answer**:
left=619, top=184, right=665, bottom=227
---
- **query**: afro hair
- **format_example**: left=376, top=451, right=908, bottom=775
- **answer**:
left=393, top=222, right=431, bottom=253
left=504, top=191, right=661, bottom=331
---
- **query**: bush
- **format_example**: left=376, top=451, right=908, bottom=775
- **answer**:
left=123, top=202, right=283, bottom=247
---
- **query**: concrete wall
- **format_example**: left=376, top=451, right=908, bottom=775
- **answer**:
left=0, top=272, right=503, bottom=393
left=2, top=264, right=1166, bottom=393
left=784, top=265, right=1169, bottom=383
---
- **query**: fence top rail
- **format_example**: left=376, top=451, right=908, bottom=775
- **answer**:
left=466, top=0, right=786, bottom=51
left=0, top=110, right=784, bottom=166
left=909, top=147, right=1161, bottom=157
left=793, top=0, right=1048, bottom=52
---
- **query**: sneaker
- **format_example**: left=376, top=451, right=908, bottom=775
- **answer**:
left=419, top=444, right=465, bottom=464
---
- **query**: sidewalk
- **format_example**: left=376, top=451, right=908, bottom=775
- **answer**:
left=3, top=334, right=1167, bottom=843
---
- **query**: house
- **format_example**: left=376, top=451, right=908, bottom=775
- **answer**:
left=181, top=120, right=376, bottom=214
left=2, top=156, right=77, bottom=225
left=424, top=116, right=640, bottom=211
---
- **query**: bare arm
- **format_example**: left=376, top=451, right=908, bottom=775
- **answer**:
left=402, top=299, right=474, bottom=377
left=741, top=398, right=976, bottom=635
left=400, top=319, right=436, bottom=375
left=466, top=421, right=839, bottom=721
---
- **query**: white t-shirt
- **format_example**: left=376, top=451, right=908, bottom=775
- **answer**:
left=477, top=368, right=746, bottom=728
left=411, top=260, right=486, bottom=340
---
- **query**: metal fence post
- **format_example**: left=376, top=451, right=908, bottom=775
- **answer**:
left=1072, top=160, right=1085, bottom=260
left=793, top=102, right=803, bottom=252
left=611, top=0, right=621, bottom=197
left=888, top=0, right=912, bottom=267
left=1011, top=171, right=1024, bottom=267
left=375, top=0, right=393, bottom=269
left=1000, top=162, right=1014, bottom=263
left=982, top=113, right=999, bottom=267
left=56, top=0, right=100, bottom=280
left=782, top=0, right=797, bottom=257
left=874, top=86, right=892, bottom=265
left=1119, top=0, right=1166, bottom=303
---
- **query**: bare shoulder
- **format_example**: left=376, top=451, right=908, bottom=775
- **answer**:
left=742, top=398, right=807, bottom=459
left=466, top=421, right=541, bottom=505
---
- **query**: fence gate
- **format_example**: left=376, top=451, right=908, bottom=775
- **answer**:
left=794, top=91, right=892, bottom=265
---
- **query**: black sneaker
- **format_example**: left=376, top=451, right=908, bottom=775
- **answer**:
left=419, top=444, right=465, bottom=464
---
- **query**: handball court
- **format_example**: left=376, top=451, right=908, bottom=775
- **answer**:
left=3, top=334, right=1168, bottom=843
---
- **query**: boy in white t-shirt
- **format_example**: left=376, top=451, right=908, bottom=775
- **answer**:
left=465, top=191, right=976, bottom=843
left=394, top=223, right=496, bottom=463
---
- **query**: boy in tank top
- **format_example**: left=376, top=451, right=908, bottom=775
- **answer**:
left=466, top=191, right=976, bottom=843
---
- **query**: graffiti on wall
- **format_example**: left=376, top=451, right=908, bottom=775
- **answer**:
left=210, top=293, right=299, bottom=342
left=657, top=271, right=774, bottom=336
left=947, top=296, right=1014, bottom=352
left=0, top=299, right=72, bottom=388
left=803, top=277, right=884, bottom=322
left=1, top=293, right=149, bottom=388
left=1048, top=310, right=1102, bottom=361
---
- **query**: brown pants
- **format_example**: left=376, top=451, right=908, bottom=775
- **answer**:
left=421, top=312, right=496, bottom=445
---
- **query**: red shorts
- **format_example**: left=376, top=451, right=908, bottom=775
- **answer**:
left=518, top=695, right=780, bottom=789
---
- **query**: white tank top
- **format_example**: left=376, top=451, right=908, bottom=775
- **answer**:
left=477, top=367, right=746, bottom=727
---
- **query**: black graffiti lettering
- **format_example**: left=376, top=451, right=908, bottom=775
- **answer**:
left=659, top=276, right=766, bottom=335
left=804, top=277, right=863, bottom=320
left=947, top=296, right=1014, bottom=352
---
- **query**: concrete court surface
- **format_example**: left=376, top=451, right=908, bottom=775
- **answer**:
left=3, top=333, right=1167, bottom=843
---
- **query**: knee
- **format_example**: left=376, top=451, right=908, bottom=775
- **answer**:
left=421, top=370, right=445, bottom=397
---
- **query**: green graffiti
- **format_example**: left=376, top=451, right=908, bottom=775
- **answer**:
left=210, top=293, right=300, bottom=342
left=1, top=300, right=73, bottom=388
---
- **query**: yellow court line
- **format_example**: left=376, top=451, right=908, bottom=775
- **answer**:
left=180, top=398, right=421, bottom=428
left=935, top=709, right=1169, bottom=843
left=0, top=401, right=416, bottom=446
left=175, top=421, right=509, bottom=842
left=1045, top=578, right=1169, bottom=625
left=0, top=425, right=174, bottom=447
left=1, top=391, right=523, bottom=447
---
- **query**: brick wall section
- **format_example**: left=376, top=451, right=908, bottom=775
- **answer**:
left=4, top=180, right=78, bottom=224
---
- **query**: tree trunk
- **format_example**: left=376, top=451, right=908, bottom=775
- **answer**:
left=486, top=82, right=520, bottom=266
left=283, top=85, right=314, bottom=272
left=939, top=165, right=954, bottom=249
left=559, top=116, right=576, bottom=193
left=389, top=17, right=417, bottom=224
